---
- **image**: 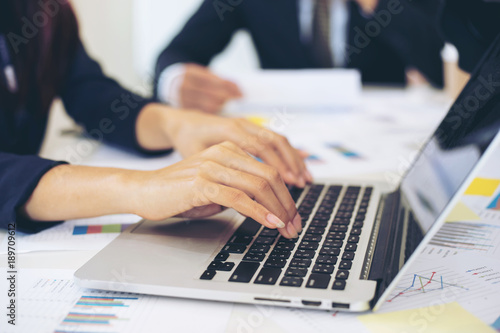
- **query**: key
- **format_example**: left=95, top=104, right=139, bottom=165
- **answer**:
left=293, top=249, right=315, bottom=259
left=342, top=252, right=355, bottom=260
left=208, top=261, right=222, bottom=270
left=306, top=274, right=331, bottom=289
left=286, top=267, right=308, bottom=277
left=254, top=267, right=282, bottom=285
left=218, top=262, right=235, bottom=271
left=320, top=247, right=341, bottom=256
left=345, top=244, right=357, bottom=252
left=200, top=270, right=216, bottom=280
left=312, top=264, right=334, bottom=274
left=303, top=235, right=322, bottom=242
left=229, top=235, right=253, bottom=245
left=229, top=262, right=260, bottom=283
left=280, top=276, right=303, bottom=287
left=264, top=257, right=287, bottom=268
left=275, top=243, right=295, bottom=251
left=235, top=218, right=261, bottom=236
left=214, top=252, right=229, bottom=261
left=332, top=280, right=346, bottom=290
left=299, top=241, right=319, bottom=250
left=339, top=260, right=352, bottom=270
left=306, top=226, right=325, bottom=234
left=261, top=229, right=280, bottom=237
left=254, top=237, right=274, bottom=245
left=323, top=240, right=343, bottom=248
left=243, top=252, right=265, bottom=262
left=222, top=244, right=247, bottom=254
left=290, top=258, right=312, bottom=268
left=316, top=255, right=337, bottom=265
left=350, top=228, right=362, bottom=235
left=269, top=250, right=291, bottom=259
left=348, top=235, right=360, bottom=243
left=336, top=270, right=349, bottom=280
left=249, top=244, right=271, bottom=253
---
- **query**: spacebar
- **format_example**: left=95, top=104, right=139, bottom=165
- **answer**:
left=229, top=262, right=260, bottom=283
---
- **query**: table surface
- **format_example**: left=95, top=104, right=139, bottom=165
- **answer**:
left=2, top=87, right=498, bottom=333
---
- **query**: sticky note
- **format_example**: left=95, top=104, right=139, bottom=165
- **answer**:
left=464, top=178, right=500, bottom=196
left=445, top=202, right=480, bottom=222
left=245, top=116, right=269, bottom=127
left=359, top=302, right=495, bottom=333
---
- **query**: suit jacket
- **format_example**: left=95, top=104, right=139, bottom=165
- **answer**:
left=155, top=0, right=445, bottom=90
left=0, top=40, right=156, bottom=233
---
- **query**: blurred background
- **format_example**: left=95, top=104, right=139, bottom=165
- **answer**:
left=72, top=0, right=472, bottom=95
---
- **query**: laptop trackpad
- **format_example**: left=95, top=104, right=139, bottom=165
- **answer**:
left=131, top=217, right=231, bottom=239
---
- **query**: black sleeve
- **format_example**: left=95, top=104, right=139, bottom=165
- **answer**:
left=369, top=0, right=445, bottom=87
left=0, top=152, right=66, bottom=233
left=154, top=0, right=244, bottom=93
left=61, top=41, right=168, bottom=155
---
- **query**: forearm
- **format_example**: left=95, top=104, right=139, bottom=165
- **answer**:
left=22, top=164, right=141, bottom=221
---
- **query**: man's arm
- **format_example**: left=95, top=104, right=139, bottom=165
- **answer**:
left=154, top=0, right=245, bottom=112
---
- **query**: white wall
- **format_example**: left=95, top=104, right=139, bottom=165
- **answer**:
left=70, top=0, right=259, bottom=93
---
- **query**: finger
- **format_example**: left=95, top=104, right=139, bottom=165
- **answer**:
left=205, top=183, right=297, bottom=238
left=227, top=121, right=306, bottom=186
left=223, top=80, right=243, bottom=98
left=199, top=160, right=296, bottom=225
left=205, top=143, right=298, bottom=222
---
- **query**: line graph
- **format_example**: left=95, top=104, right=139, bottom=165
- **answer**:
left=387, top=271, right=469, bottom=303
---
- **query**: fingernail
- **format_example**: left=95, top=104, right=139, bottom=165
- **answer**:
left=292, top=213, right=302, bottom=233
left=298, top=177, right=306, bottom=188
left=285, top=171, right=296, bottom=182
left=286, top=221, right=299, bottom=238
left=305, top=170, right=313, bottom=183
left=266, top=214, right=286, bottom=229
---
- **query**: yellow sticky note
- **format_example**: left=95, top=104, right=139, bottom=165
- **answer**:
left=245, top=116, right=269, bottom=127
left=445, top=202, right=480, bottom=222
left=465, top=178, right=500, bottom=196
left=359, top=302, right=494, bottom=333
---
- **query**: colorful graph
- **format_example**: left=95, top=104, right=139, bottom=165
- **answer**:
left=75, top=295, right=137, bottom=308
left=429, top=221, right=500, bottom=255
left=327, top=143, right=362, bottom=159
left=387, top=271, right=469, bottom=303
left=492, top=315, right=500, bottom=332
left=72, top=224, right=133, bottom=235
left=487, top=193, right=500, bottom=211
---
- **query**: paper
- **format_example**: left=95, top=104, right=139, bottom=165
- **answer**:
left=488, top=193, right=500, bottom=210
left=0, top=214, right=142, bottom=254
left=0, top=268, right=233, bottom=333
left=380, top=253, right=500, bottom=325
left=360, top=302, right=494, bottom=333
left=445, top=202, right=481, bottom=222
left=465, top=178, right=500, bottom=196
left=220, top=69, right=362, bottom=110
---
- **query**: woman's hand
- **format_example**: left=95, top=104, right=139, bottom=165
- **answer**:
left=23, top=142, right=301, bottom=238
left=136, top=104, right=312, bottom=188
left=131, top=141, right=302, bottom=238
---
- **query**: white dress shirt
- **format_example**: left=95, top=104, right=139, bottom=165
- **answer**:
left=158, top=0, right=349, bottom=105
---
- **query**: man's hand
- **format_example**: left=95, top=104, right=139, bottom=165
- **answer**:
left=178, top=64, right=242, bottom=114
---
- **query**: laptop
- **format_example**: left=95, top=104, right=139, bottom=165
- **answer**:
left=75, top=36, right=500, bottom=312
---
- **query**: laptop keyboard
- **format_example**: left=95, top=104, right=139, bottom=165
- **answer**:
left=200, top=184, right=373, bottom=291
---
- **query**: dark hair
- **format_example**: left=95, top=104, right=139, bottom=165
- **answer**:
left=0, top=0, right=79, bottom=115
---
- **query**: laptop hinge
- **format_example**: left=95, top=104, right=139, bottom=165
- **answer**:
left=366, top=188, right=406, bottom=306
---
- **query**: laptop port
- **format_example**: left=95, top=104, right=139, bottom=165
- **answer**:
left=331, top=302, right=350, bottom=309
left=302, top=300, right=322, bottom=306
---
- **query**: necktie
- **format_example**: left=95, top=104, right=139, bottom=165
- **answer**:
left=311, top=0, right=334, bottom=68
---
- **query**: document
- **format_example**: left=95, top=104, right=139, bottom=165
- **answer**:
left=220, top=69, right=362, bottom=110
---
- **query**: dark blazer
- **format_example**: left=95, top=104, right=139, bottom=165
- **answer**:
left=0, top=40, right=154, bottom=233
left=155, top=0, right=445, bottom=90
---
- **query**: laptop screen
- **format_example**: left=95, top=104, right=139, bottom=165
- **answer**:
left=400, top=34, right=500, bottom=234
